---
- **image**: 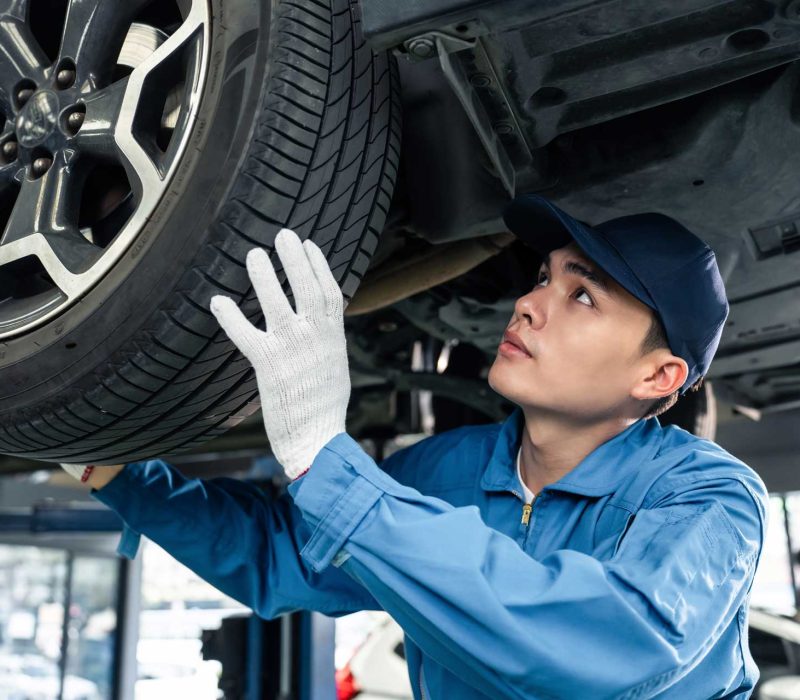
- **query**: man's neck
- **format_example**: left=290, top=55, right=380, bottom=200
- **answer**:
left=517, top=409, right=638, bottom=495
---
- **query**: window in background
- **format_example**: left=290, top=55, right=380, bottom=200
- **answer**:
left=0, top=544, right=117, bottom=700
left=136, top=538, right=248, bottom=700
left=783, top=492, right=800, bottom=611
left=65, top=555, right=119, bottom=699
left=751, top=495, right=795, bottom=615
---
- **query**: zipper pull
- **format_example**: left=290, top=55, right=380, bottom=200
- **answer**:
left=520, top=493, right=538, bottom=526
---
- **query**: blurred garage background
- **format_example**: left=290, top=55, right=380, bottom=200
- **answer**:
left=0, top=381, right=800, bottom=700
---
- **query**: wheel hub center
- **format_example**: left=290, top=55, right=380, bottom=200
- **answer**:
left=16, top=90, right=59, bottom=147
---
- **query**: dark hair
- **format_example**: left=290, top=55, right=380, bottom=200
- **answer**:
left=639, top=312, right=704, bottom=419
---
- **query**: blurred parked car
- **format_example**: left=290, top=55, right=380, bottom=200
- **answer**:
left=0, top=652, right=100, bottom=700
left=336, top=614, right=412, bottom=700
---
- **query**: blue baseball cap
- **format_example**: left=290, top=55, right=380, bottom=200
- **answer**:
left=502, top=193, right=729, bottom=395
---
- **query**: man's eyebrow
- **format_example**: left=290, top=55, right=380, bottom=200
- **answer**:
left=541, top=251, right=613, bottom=298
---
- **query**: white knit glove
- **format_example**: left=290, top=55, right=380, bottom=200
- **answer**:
left=209, top=228, right=350, bottom=479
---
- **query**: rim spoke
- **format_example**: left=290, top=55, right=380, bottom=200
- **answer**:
left=0, top=233, right=88, bottom=298
left=2, top=169, right=44, bottom=246
left=116, top=133, right=163, bottom=207
left=0, top=151, right=96, bottom=274
left=39, top=222, right=99, bottom=276
left=126, top=3, right=202, bottom=93
left=0, top=16, right=48, bottom=114
left=0, top=161, right=22, bottom=189
left=75, top=77, right=127, bottom=160
left=57, top=0, right=155, bottom=90
left=114, top=8, right=203, bottom=201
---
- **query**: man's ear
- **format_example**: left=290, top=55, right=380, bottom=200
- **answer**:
left=631, top=352, right=689, bottom=401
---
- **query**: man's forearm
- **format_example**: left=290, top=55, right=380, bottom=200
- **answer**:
left=88, top=458, right=378, bottom=617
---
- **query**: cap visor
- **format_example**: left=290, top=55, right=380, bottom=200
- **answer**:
left=503, top=194, right=657, bottom=310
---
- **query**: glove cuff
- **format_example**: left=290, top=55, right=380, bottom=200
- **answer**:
left=277, top=420, right=345, bottom=479
left=60, top=464, right=96, bottom=482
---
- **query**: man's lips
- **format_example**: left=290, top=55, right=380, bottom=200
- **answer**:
left=500, top=330, right=532, bottom=357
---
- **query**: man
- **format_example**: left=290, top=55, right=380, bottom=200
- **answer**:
left=61, top=193, right=768, bottom=699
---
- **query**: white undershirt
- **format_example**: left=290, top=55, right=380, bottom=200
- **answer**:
left=515, top=445, right=536, bottom=503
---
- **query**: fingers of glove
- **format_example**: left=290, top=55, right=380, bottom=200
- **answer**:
left=209, top=295, right=263, bottom=357
left=274, top=228, right=323, bottom=319
left=246, top=246, right=295, bottom=328
left=303, top=238, right=344, bottom=318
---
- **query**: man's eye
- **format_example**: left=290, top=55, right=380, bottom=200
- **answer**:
left=536, top=270, right=594, bottom=306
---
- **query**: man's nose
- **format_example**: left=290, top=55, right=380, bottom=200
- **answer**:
left=513, top=289, right=546, bottom=330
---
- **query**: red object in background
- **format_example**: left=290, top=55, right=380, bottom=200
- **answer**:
left=335, top=662, right=361, bottom=700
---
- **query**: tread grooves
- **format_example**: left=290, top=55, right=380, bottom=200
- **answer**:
left=283, top=0, right=329, bottom=23
left=275, top=58, right=326, bottom=87
left=286, top=15, right=330, bottom=41
left=249, top=156, right=304, bottom=185
left=236, top=198, right=287, bottom=228
left=221, top=220, right=274, bottom=249
left=281, top=29, right=331, bottom=60
left=129, top=356, right=172, bottom=384
left=166, top=312, right=214, bottom=341
left=150, top=336, right=195, bottom=362
left=273, top=88, right=323, bottom=118
left=244, top=170, right=300, bottom=199
left=254, top=138, right=309, bottom=166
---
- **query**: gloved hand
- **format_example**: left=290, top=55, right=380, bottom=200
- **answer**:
left=209, top=228, right=351, bottom=480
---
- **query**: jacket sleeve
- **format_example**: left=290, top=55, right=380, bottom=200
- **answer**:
left=287, top=432, right=768, bottom=700
left=88, top=459, right=382, bottom=618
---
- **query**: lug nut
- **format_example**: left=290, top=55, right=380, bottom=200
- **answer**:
left=66, top=110, right=85, bottom=134
left=17, top=87, right=34, bottom=107
left=56, top=68, right=75, bottom=89
left=32, top=156, right=52, bottom=177
left=2, top=140, right=18, bottom=161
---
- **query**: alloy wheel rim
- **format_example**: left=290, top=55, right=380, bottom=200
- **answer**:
left=0, top=0, right=211, bottom=339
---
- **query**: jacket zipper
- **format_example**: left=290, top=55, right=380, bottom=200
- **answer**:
left=521, top=492, right=538, bottom=526
left=420, top=659, right=427, bottom=700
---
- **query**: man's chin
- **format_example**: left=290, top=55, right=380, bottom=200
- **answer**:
left=487, top=363, right=535, bottom=403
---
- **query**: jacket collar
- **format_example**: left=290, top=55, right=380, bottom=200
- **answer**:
left=480, top=405, right=664, bottom=497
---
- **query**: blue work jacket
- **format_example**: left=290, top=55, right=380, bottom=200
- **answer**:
left=91, top=405, right=768, bottom=699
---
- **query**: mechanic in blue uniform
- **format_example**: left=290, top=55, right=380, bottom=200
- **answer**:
left=63, top=194, right=769, bottom=699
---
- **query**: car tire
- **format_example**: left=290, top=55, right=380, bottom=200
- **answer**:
left=0, top=0, right=401, bottom=463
